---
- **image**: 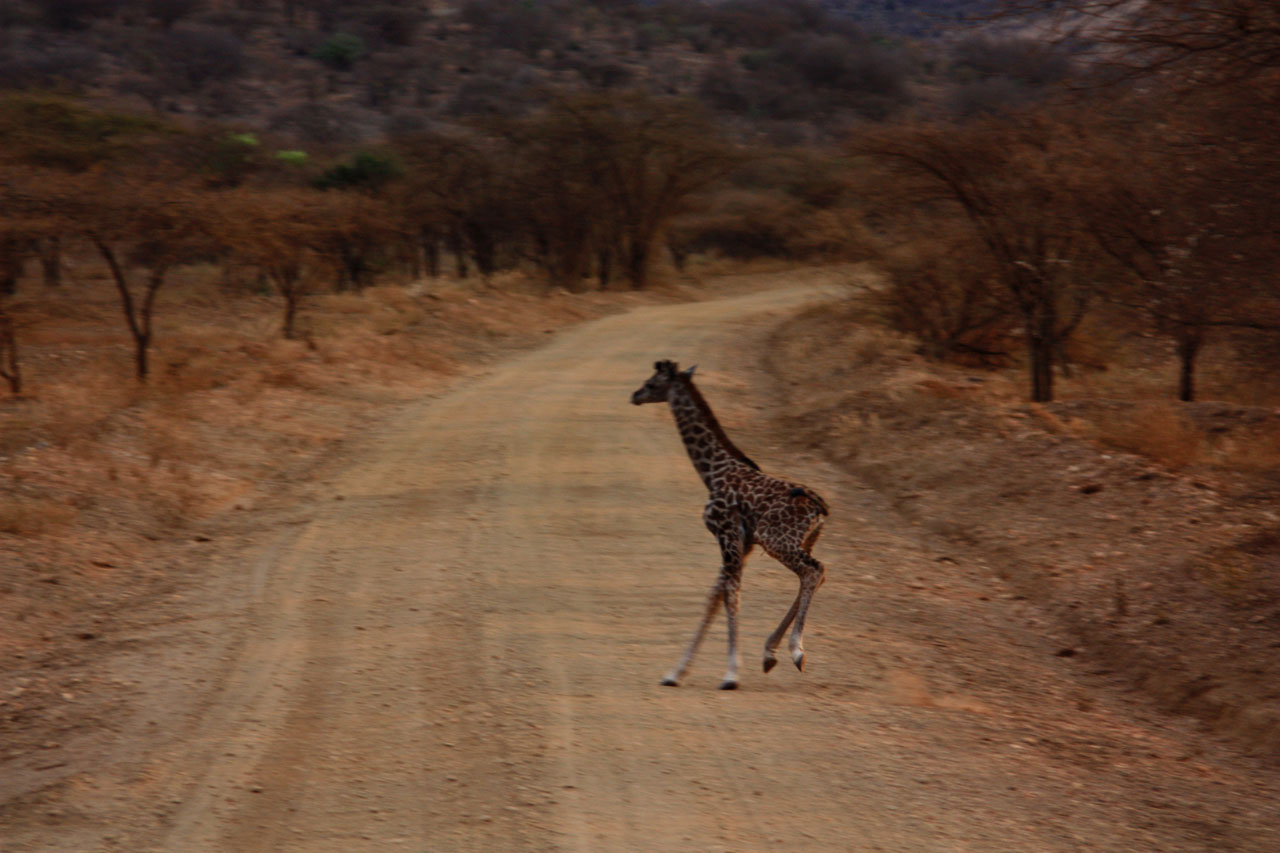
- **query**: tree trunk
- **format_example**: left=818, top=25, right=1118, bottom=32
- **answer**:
left=0, top=238, right=23, bottom=297
left=596, top=246, right=613, bottom=289
left=624, top=238, right=651, bottom=289
left=283, top=293, right=299, bottom=340
left=134, top=334, right=150, bottom=382
left=422, top=231, right=440, bottom=278
left=1176, top=330, right=1203, bottom=402
left=447, top=226, right=468, bottom=278
left=94, top=238, right=157, bottom=383
left=1026, top=322, right=1056, bottom=403
left=132, top=267, right=166, bottom=383
left=466, top=223, right=496, bottom=277
left=38, top=237, right=61, bottom=288
left=0, top=310, right=20, bottom=394
left=668, top=237, right=689, bottom=273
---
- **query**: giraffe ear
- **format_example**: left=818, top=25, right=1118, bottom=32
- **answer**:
left=681, top=365, right=697, bottom=378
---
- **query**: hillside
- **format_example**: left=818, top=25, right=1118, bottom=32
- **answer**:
left=0, top=0, right=1060, bottom=144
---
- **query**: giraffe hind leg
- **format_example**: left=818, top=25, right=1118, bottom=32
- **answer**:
left=787, top=555, right=825, bottom=671
left=789, top=518, right=826, bottom=670
left=763, top=594, right=800, bottom=673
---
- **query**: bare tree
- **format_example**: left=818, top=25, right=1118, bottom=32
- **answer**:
left=1079, top=94, right=1280, bottom=400
left=1002, top=0, right=1280, bottom=86
left=879, top=227, right=1017, bottom=363
left=859, top=113, right=1098, bottom=402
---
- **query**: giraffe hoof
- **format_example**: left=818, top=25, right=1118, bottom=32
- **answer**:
left=718, top=680, right=739, bottom=691
left=763, top=657, right=777, bottom=674
left=793, top=653, right=805, bottom=672
left=660, top=677, right=679, bottom=687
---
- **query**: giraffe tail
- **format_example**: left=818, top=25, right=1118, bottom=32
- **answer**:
left=789, top=487, right=829, bottom=516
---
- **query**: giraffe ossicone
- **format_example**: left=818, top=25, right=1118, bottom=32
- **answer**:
left=631, top=359, right=828, bottom=690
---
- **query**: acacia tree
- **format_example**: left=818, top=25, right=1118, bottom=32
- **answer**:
left=859, top=114, right=1098, bottom=402
left=307, top=191, right=398, bottom=292
left=81, top=175, right=212, bottom=381
left=0, top=166, right=82, bottom=391
left=0, top=94, right=169, bottom=296
left=216, top=188, right=331, bottom=339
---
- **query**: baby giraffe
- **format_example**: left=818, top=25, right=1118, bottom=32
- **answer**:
left=631, top=360, right=828, bottom=689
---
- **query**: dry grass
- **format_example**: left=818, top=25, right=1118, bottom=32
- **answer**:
left=1212, top=431, right=1280, bottom=472
left=0, top=496, right=77, bottom=536
left=1089, top=401, right=1205, bottom=469
left=0, top=257, right=695, bottom=562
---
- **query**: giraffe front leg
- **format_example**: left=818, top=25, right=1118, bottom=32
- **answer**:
left=719, top=572, right=742, bottom=690
left=661, top=578, right=724, bottom=687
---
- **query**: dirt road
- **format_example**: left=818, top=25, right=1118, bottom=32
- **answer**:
left=9, top=281, right=1280, bottom=851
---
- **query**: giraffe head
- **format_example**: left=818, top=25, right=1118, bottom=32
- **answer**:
left=631, top=360, right=695, bottom=405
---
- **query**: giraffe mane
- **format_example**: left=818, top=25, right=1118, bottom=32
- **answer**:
left=678, top=374, right=761, bottom=471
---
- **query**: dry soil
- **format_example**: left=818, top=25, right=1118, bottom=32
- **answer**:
left=4, top=278, right=1280, bottom=851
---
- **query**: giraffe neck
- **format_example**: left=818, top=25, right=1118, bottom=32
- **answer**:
left=668, top=377, right=758, bottom=489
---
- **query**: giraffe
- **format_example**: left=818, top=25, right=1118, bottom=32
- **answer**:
left=631, top=360, right=829, bottom=690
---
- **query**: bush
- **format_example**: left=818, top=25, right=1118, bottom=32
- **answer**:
left=707, top=32, right=911, bottom=121
left=143, top=25, right=245, bottom=93
left=445, top=73, right=534, bottom=118
left=357, top=5, right=421, bottom=48
left=314, top=151, right=402, bottom=193
left=312, top=32, right=367, bottom=71
left=268, top=102, right=363, bottom=144
left=34, top=0, right=123, bottom=30
left=669, top=190, right=806, bottom=259
left=145, top=0, right=202, bottom=29
left=948, top=77, right=1032, bottom=119
left=950, top=35, right=1071, bottom=87
left=879, top=235, right=1017, bottom=364
left=461, top=0, right=566, bottom=56
left=0, top=44, right=100, bottom=91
